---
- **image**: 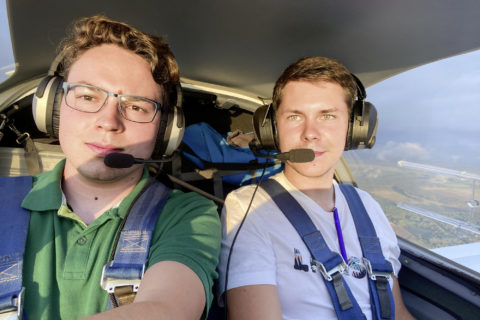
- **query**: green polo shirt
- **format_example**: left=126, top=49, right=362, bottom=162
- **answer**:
left=21, top=160, right=221, bottom=320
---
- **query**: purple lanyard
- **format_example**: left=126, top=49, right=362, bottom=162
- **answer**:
left=333, top=207, right=348, bottom=263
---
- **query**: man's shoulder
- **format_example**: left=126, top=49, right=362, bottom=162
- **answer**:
left=168, top=188, right=216, bottom=203
left=164, top=188, right=219, bottom=217
left=336, top=183, right=376, bottom=203
left=349, top=185, right=378, bottom=206
left=226, top=172, right=286, bottom=198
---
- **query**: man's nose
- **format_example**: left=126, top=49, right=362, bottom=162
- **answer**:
left=94, top=96, right=124, bottom=131
left=302, top=118, right=319, bottom=141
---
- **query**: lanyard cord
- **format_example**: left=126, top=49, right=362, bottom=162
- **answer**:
left=333, top=207, right=348, bottom=263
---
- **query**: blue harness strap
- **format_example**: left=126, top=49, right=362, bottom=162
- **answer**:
left=339, top=184, right=395, bottom=320
left=0, top=175, right=170, bottom=316
left=261, top=179, right=396, bottom=319
left=260, top=179, right=365, bottom=320
left=0, top=176, right=32, bottom=319
left=101, top=178, right=170, bottom=308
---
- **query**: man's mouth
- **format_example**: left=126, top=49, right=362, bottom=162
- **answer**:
left=86, top=143, right=123, bottom=157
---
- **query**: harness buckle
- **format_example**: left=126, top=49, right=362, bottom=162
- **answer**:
left=15, top=132, right=29, bottom=146
left=0, top=287, right=24, bottom=320
left=363, top=258, right=392, bottom=281
left=100, top=264, right=145, bottom=293
left=313, top=259, right=347, bottom=282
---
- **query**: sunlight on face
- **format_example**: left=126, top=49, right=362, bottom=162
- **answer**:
left=59, top=44, right=162, bottom=183
left=276, top=80, right=349, bottom=185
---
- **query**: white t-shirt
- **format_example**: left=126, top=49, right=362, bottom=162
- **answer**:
left=218, top=172, right=401, bottom=320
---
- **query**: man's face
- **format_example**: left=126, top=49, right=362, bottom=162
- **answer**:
left=59, top=44, right=162, bottom=182
left=276, top=80, right=350, bottom=184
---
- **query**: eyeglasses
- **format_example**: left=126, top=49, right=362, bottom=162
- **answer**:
left=62, top=82, right=162, bottom=123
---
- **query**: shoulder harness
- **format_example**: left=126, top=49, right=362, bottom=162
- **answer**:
left=0, top=175, right=170, bottom=319
left=260, top=179, right=395, bottom=320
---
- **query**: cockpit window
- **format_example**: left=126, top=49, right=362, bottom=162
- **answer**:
left=344, top=49, right=480, bottom=274
left=0, top=0, right=15, bottom=84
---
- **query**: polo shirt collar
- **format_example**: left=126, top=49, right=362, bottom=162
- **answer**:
left=22, top=159, right=65, bottom=211
left=21, top=159, right=152, bottom=219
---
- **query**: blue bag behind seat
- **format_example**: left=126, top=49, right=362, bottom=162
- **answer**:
left=182, top=122, right=283, bottom=186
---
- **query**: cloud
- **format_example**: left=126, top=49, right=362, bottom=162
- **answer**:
left=375, top=141, right=430, bottom=162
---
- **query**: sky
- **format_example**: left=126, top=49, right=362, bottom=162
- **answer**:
left=361, top=49, right=480, bottom=174
left=0, top=0, right=14, bottom=82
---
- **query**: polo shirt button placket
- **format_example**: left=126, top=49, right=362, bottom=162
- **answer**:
left=77, top=236, right=87, bottom=245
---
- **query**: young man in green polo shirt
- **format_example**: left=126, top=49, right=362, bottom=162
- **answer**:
left=18, top=15, right=220, bottom=319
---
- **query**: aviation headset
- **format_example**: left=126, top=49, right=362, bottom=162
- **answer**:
left=32, top=52, right=185, bottom=158
left=251, top=74, right=378, bottom=151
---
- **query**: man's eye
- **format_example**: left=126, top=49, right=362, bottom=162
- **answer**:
left=322, top=114, right=335, bottom=120
left=127, top=105, right=146, bottom=113
left=81, top=95, right=95, bottom=102
left=73, top=94, right=97, bottom=103
left=287, top=115, right=301, bottom=121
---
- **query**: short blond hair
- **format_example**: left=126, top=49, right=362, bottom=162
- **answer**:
left=272, top=56, right=357, bottom=113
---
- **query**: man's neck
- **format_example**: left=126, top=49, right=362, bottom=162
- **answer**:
left=62, top=167, right=143, bottom=225
left=283, top=168, right=336, bottom=212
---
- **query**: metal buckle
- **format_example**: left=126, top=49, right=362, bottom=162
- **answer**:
left=100, top=264, right=145, bottom=293
left=0, top=287, right=24, bottom=320
left=15, top=132, right=29, bottom=145
left=363, top=258, right=392, bottom=281
left=313, top=259, right=347, bottom=281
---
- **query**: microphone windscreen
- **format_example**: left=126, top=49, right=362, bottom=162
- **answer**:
left=288, top=149, right=315, bottom=163
left=104, top=153, right=136, bottom=168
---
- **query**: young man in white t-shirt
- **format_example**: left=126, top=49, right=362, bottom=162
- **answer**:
left=218, top=57, right=415, bottom=319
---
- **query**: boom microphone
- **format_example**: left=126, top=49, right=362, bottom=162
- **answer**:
left=252, top=148, right=315, bottom=163
left=104, top=147, right=314, bottom=170
left=104, top=153, right=225, bottom=205
left=104, top=153, right=171, bottom=168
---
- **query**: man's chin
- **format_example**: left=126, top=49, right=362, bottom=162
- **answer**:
left=76, top=162, right=139, bottom=183
left=287, top=161, right=334, bottom=177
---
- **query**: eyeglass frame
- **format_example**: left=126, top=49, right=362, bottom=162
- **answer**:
left=61, top=81, right=163, bottom=123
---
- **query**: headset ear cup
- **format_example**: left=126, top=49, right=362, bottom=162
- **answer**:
left=153, top=84, right=185, bottom=158
left=363, top=102, right=378, bottom=148
left=252, top=104, right=278, bottom=150
left=156, top=105, right=185, bottom=157
left=345, top=101, right=378, bottom=150
left=51, top=82, right=64, bottom=138
left=32, top=76, right=63, bottom=137
left=33, top=52, right=65, bottom=138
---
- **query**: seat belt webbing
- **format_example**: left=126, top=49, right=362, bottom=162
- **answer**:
left=101, top=178, right=170, bottom=308
left=339, top=184, right=395, bottom=320
left=0, top=176, right=32, bottom=319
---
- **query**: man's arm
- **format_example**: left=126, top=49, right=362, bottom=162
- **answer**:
left=392, top=277, right=416, bottom=320
left=224, top=277, right=415, bottom=320
left=226, top=284, right=282, bottom=320
left=84, top=261, right=205, bottom=320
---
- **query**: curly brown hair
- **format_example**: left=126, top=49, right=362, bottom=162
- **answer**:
left=58, top=15, right=179, bottom=109
left=272, top=57, right=357, bottom=113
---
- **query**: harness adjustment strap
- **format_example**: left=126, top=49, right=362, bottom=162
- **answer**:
left=312, top=258, right=352, bottom=311
left=375, top=277, right=392, bottom=318
left=113, top=286, right=136, bottom=307
left=332, top=272, right=353, bottom=311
